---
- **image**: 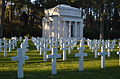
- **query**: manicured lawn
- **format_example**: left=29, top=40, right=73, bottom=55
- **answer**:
left=0, top=40, right=120, bottom=79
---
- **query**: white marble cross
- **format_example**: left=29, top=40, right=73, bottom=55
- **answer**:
left=75, top=47, right=87, bottom=71
left=42, top=43, right=51, bottom=61
left=54, top=39, right=60, bottom=48
left=117, top=51, right=120, bottom=66
left=11, top=37, right=18, bottom=47
left=107, top=40, right=111, bottom=57
left=60, top=39, right=65, bottom=48
left=80, top=39, right=84, bottom=47
left=47, top=48, right=61, bottom=75
left=39, top=41, right=43, bottom=55
left=98, top=45, right=108, bottom=68
left=20, top=43, right=29, bottom=54
left=117, top=42, right=120, bottom=51
left=67, top=40, right=73, bottom=54
left=70, top=40, right=75, bottom=50
left=15, top=39, right=18, bottom=47
left=23, top=38, right=29, bottom=48
left=111, top=40, right=116, bottom=51
left=77, top=39, right=85, bottom=52
left=12, top=40, right=15, bottom=49
left=36, top=44, right=40, bottom=51
left=117, top=41, right=120, bottom=66
left=60, top=42, right=68, bottom=60
left=19, top=37, right=22, bottom=42
left=72, top=39, right=78, bottom=47
left=36, top=40, right=40, bottom=51
left=8, top=40, right=12, bottom=52
left=93, top=41, right=99, bottom=58
left=87, top=40, right=94, bottom=51
left=3, top=39, right=8, bottom=57
left=11, top=48, right=29, bottom=78
left=48, top=39, right=54, bottom=49
left=91, top=41, right=95, bottom=53
left=0, top=39, right=3, bottom=52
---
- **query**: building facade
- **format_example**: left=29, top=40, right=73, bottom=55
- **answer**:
left=42, top=4, right=84, bottom=39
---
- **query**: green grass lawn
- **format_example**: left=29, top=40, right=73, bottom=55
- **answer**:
left=0, top=40, right=120, bottom=79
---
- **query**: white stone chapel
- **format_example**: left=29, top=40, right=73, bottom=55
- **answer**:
left=42, top=4, right=84, bottom=39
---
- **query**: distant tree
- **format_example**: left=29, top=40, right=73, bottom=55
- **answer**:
left=20, top=12, right=28, bottom=25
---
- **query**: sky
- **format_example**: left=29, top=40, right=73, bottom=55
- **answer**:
left=31, top=0, right=35, bottom=2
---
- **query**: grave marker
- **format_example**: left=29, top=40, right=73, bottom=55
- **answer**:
left=75, top=47, right=87, bottom=71
left=42, top=43, right=51, bottom=61
left=19, top=37, right=22, bottom=42
left=47, top=48, right=61, bottom=75
left=8, top=40, right=12, bottom=52
left=117, top=51, right=120, bottom=66
left=0, top=39, right=2, bottom=52
left=98, top=45, right=108, bottom=68
left=67, top=40, right=73, bottom=54
left=107, top=40, right=111, bottom=57
left=3, top=39, right=8, bottom=57
left=93, top=41, right=99, bottom=58
left=39, top=41, right=43, bottom=55
left=11, top=48, right=29, bottom=78
left=60, top=42, right=68, bottom=60
left=117, top=41, right=120, bottom=66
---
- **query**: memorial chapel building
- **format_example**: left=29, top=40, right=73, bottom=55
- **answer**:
left=42, top=4, right=84, bottom=39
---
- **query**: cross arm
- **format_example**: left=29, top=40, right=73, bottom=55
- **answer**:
left=98, top=52, right=108, bottom=56
left=11, top=56, right=18, bottom=61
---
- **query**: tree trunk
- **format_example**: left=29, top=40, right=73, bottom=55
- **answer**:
left=10, top=1, right=13, bottom=22
left=28, top=5, right=29, bottom=24
left=0, top=0, right=5, bottom=38
left=0, top=0, right=2, bottom=38
left=99, top=14, right=104, bottom=40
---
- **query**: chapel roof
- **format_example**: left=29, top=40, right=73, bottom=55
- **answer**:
left=44, top=4, right=82, bottom=17
left=55, top=4, right=79, bottom=11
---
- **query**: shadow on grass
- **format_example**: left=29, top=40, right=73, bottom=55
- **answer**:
left=0, top=66, right=120, bottom=79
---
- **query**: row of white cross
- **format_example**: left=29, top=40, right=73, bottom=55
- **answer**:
left=87, top=39, right=116, bottom=58
left=0, top=37, right=28, bottom=56
left=0, top=36, right=29, bottom=78
left=9, top=38, right=120, bottom=78
left=32, top=37, right=78, bottom=61
left=11, top=36, right=29, bottom=78
left=0, top=37, right=18, bottom=57
left=0, top=37, right=118, bottom=78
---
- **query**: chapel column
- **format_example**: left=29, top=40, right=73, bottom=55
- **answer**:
left=69, top=21, right=71, bottom=38
left=63, top=21, right=66, bottom=38
left=80, top=21, right=83, bottom=38
left=49, top=21, right=51, bottom=38
left=42, top=19, right=44, bottom=37
left=54, top=17, right=59, bottom=38
left=47, top=21, right=50, bottom=38
left=75, top=22, right=77, bottom=38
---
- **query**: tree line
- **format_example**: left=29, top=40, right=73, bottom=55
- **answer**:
left=0, top=0, right=120, bottom=39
